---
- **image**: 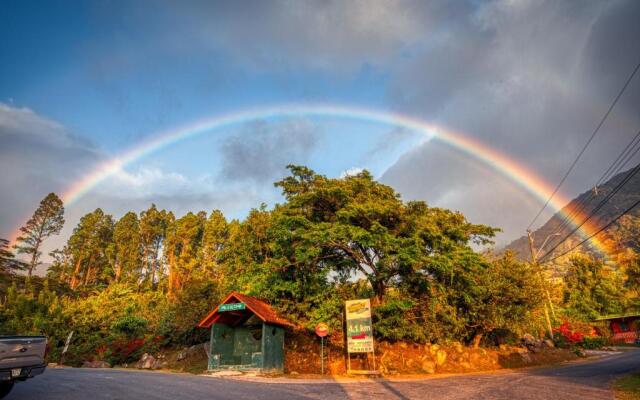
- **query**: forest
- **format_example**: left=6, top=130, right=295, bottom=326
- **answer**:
left=1, top=165, right=639, bottom=366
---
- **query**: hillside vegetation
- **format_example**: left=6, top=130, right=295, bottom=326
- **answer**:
left=1, top=166, right=638, bottom=368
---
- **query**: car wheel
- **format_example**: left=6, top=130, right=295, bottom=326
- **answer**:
left=0, top=381, right=14, bottom=399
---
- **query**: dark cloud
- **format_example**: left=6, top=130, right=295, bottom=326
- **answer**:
left=0, top=104, right=103, bottom=240
left=219, top=119, right=320, bottom=183
left=382, top=0, right=640, bottom=239
left=381, top=142, right=541, bottom=246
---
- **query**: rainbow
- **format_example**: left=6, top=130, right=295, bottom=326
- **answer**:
left=9, top=104, right=611, bottom=258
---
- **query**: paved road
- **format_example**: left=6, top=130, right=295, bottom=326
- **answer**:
left=7, top=350, right=640, bottom=400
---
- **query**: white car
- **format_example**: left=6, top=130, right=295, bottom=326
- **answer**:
left=0, top=336, right=47, bottom=398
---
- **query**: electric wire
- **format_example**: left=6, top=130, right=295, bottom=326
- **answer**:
left=538, top=159, right=640, bottom=261
left=542, top=195, right=640, bottom=264
left=527, top=60, right=640, bottom=231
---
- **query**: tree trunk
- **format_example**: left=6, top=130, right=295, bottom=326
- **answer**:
left=114, top=260, right=121, bottom=283
left=70, top=257, right=83, bottom=289
left=472, top=332, right=483, bottom=349
left=27, top=237, right=42, bottom=277
left=370, top=279, right=386, bottom=305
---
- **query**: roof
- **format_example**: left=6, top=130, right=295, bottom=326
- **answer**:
left=197, top=291, right=295, bottom=329
left=594, top=313, right=640, bottom=322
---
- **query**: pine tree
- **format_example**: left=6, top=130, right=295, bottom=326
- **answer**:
left=113, top=212, right=143, bottom=284
left=0, top=238, right=26, bottom=274
left=140, top=204, right=170, bottom=289
left=202, top=210, right=228, bottom=279
left=67, top=208, right=114, bottom=289
left=14, top=193, right=65, bottom=276
left=165, top=212, right=205, bottom=296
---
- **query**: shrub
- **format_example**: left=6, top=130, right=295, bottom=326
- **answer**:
left=578, top=336, right=607, bottom=349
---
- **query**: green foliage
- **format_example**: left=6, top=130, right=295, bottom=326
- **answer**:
left=578, top=336, right=607, bottom=349
left=0, top=238, right=26, bottom=273
left=113, top=212, right=143, bottom=284
left=4, top=167, right=637, bottom=366
left=562, top=255, right=625, bottom=321
left=14, top=193, right=65, bottom=276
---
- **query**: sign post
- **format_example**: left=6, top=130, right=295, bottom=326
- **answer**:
left=345, top=299, right=377, bottom=374
left=315, top=323, right=329, bottom=375
left=59, top=330, right=74, bottom=365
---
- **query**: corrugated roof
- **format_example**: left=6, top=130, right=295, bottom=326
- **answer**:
left=198, top=291, right=295, bottom=328
left=594, top=313, right=640, bottom=321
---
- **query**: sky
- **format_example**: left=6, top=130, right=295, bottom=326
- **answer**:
left=1, top=0, right=639, bottom=260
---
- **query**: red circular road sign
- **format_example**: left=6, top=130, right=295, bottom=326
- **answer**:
left=315, top=323, right=329, bottom=337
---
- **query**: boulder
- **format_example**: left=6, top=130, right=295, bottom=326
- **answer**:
left=177, top=351, right=187, bottom=361
left=421, top=360, right=436, bottom=374
left=136, top=353, right=156, bottom=369
left=543, top=339, right=555, bottom=348
left=452, top=342, right=463, bottom=354
left=519, top=352, right=532, bottom=363
left=522, top=334, right=536, bottom=346
left=82, top=360, right=111, bottom=368
left=460, top=361, right=472, bottom=370
left=435, top=350, right=447, bottom=366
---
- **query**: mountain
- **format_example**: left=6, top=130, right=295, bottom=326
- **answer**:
left=503, top=166, right=640, bottom=264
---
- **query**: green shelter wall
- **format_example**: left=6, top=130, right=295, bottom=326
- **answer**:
left=262, top=324, right=285, bottom=371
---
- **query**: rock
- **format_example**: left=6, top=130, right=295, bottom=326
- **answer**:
left=82, top=360, right=111, bottom=368
left=47, top=363, right=58, bottom=368
left=421, top=360, right=436, bottom=374
left=452, top=342, right=463, bottom=354
left=136, top=353, right=156, bottom=369
left=519, top=352, right=532, bottom=363
left=460, top=362, right=472, bottom=370
left=399, top=342, right=408, bottom=349
left=435, top=350, right=447, bottom=366
left=543, top=339, right=555, bottom=348
left=177, top=351, right=186, bottom=361
left=522, top=334, right=536, bottom=346
left=290, top=371, right=299, bottom=376
left=430, top=344, right=440, bottom=355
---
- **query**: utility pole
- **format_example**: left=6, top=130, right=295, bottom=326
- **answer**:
left=527, top=230, right=556, bottom=339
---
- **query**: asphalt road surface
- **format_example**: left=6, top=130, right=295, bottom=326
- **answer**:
left=7, top=350, right=639, bottom=400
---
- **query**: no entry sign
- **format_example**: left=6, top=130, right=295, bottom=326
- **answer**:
left=315, top=322, right=329, bottom=337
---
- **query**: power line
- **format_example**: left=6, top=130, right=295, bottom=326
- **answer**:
left=527, top=60, right=640, bottom=230
left=541, top=195, right=640, bottom=264
left=538, top=160, right=640, bottom=261
left=548, top=129, right=640, bottom=237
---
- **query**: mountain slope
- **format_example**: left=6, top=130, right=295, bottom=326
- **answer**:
left=504, top=166, right=640, bottom=263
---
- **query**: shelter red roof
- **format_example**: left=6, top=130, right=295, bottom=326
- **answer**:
left=197, top=291, right=295, bottom=329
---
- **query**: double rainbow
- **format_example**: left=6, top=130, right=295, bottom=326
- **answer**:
left=11, top=104, right=611, bottom=258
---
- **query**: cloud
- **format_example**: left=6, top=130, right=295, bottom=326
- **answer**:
left=341, top=167, right=365, bottom=178
left=381, top=0, right=640, bottom=240
left=219, top=119, right=320, bottom=183
left=0, top=103, right=103, bottom=240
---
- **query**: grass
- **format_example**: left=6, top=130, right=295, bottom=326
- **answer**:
left=613, top=372, right=640, bottom=400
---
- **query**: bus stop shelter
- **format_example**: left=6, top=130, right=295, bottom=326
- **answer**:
left=198, top=292, right=294, bottom=372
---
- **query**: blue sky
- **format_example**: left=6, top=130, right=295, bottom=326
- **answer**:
left=1, top=0, right=639, bottom=256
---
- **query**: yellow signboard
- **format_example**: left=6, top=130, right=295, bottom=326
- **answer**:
left=345, top=299, right=374, bottom=353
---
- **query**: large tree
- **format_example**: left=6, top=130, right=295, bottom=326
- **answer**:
left=66, top=208, right=114, bottom=289
left=140, top=205, right=171, bottom=289
left=14, top=193, right=65, bottom=276
left=113, top=212, right=143, bottom=284
left=164, top=211, right=205, bottom=296
left=273, top=165, right=497, bottom=303
left=201, top=210, right=228, bottom=280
